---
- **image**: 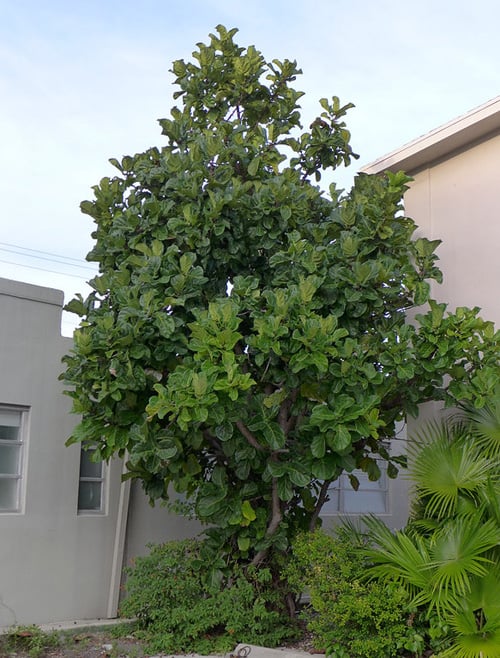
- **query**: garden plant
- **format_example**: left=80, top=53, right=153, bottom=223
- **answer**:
left=358, top=398, right=500, bottom=657
left=63, top=25, right=500, bottom=619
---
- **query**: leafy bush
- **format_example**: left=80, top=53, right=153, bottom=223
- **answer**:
left=285, top=528, right=425, bottom=658
left=120, top=538, right=297, bottom=654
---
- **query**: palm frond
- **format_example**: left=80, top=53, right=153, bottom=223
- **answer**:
left=477, top=479, right=500, bottom=527
left=439, top=572, right=500, bottom=656
left=409, top=424, right=492, bottom=519
left=428, top=518, right=500, bottom=613
left=361, top=515, right=432, bottom=597
left=461, top=395, right=500, bottom=459
left=461, top=573, right=500, bottom=622
left=440, top=621, right=500, bottom=658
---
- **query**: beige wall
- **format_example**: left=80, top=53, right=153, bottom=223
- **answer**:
left=406, top=134, right=500, bottom=322
left=404, top=134, right=500, bottom=466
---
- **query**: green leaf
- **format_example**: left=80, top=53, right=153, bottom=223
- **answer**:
left=215, top=422, right=233, bottom=441
left=414, top=281, right=431, bottom=306
left=247, top=156, right=260, bottom=176
left=310, top=405, right=337, bottom=428
left=180, top=252, right=196, bottom=274
left=387, top=462, right=399, bottom=479
left=241, top=500, right=256, bottom=521
left=262, top=423, right=285, bottom=450
left=280, top=206, right=292, bottom=221
left=277, top=476, right=293, bottom=501
left=267, top=461, right=287, bottom=477
left=311, top=435, right=326, bottom=459
left=64, top=295, right=87, bottom=316
left=237, top=535, right=251, bottom=552
left=197, top=488, right=228, bottom=518
left=156, top=314, right=175, bottom=337
left=311, top=455, right=340, bottom=480
left=192, top=371, right=208, bottom=397
left=327, top=426, right=351, bottom=452
left=288, top=467, right=310, bottom=487
left=183, top=453, right=202, bottom=475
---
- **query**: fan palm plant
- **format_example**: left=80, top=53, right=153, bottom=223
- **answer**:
left=359, top=399, right=500, bottom=658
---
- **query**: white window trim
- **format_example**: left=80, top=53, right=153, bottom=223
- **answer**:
left=0, top=405, right=29, bottom=514
left=321, top=438, right=395, bottom=517
left=77, top=445, right=108, bottom=515
left=322, top=465, right=390, bottom=516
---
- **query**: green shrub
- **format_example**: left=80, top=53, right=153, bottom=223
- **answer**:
left=285, top=528, right=425, bottom=658
left=120, top=538, right=297, bottom=654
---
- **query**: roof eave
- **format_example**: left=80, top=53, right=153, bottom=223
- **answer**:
left=361, top=95, right=500, bottom=176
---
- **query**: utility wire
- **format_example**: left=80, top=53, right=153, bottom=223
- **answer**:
left=0, top=246, right=96, bottom=272
left=0, top=258, right=94, bottom=280
left=0, top=241, right=92, bottom=266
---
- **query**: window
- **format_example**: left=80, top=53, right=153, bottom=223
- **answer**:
left=78, top=446, right=105, bottom=513
left=0, top=406, right=28, bottom=513
left=322, top=467, right=389, bottom=515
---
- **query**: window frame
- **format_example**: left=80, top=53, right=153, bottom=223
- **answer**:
left=321, top=440, right=393, bottom=517
left=0, top=405, right=29, bottom=514
left=77, top=444, right=107, bottom=515
left=322, top=465, right=389, bottom=516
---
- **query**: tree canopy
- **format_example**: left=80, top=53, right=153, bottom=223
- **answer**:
left=63, top=25, right=500, bottom=571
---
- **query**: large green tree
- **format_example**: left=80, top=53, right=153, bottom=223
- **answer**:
left=63, top=26, right=500, bottom=573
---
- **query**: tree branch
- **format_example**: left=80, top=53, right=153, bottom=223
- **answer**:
left=251, top=476, right=282, bottom=566
left=309, top=479, right=332, bottom=532
left=236, top=421, right=265, bottom=452
left=278, top=388, right=299, bottom=434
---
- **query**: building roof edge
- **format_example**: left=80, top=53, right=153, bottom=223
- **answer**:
left=361, top=95, right=500, bottom=175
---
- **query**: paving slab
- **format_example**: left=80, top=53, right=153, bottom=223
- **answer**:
left=232, top=643, right=325, bottom=658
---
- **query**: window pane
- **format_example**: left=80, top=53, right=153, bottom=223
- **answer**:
left=342, top=489, right=387, bottom=514
left=0, top=478, right=19, bottom=510
left=0, top=425, right=19, bottom=441
left=323, top=469, right=388, bottom=515
left=78, top=482, right=102, bottom=511
left=0, top=411, right=21, bottom=428
left=79, top=450, right=103, bottom=479
left=351, top=471, right=385, bottom=490
left=0, top=444, right=20, bottom=475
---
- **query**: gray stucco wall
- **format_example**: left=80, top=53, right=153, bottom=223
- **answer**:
left=0, top=277, right=202, bottom=627
left=0, top=278, right=126, bottom=627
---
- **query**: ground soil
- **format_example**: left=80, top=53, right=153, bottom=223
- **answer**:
left=0, top=626, right=319, bottom=658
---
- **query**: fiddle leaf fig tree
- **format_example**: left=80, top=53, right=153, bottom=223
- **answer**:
left=63, top=25, right=500, bottom=572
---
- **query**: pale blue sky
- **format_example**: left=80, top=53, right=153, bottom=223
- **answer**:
left=1, top=0, right=499, bottom=333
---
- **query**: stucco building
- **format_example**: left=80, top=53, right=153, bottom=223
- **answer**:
left=362, top=95, right=500, bottom=441
left=0, top=278, right=197, bottom=627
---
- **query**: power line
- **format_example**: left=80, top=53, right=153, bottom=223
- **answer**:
left=0, top=258, right=94, bottom=280
left=0, top=246, right=96, bottom=272
left=0, top=241, right=92, bottom=266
